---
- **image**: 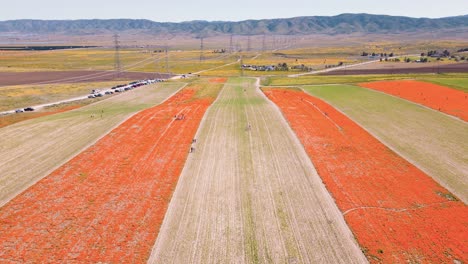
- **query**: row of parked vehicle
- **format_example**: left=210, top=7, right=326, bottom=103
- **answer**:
left=15, top=107, right=34, bottom=113
left=88, top=79, right=164, bottom=98
left=14, top=79, right=165, bottom=114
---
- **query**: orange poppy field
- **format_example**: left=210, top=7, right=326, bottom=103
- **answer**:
left=263, top=88, right=467, bottom=263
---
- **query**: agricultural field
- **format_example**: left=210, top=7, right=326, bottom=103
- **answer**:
left=0, top=36, right=467, bottom=264
left=0, top=102, right=86, bottom=128
left=0, top=48, right=238, bottom=74
left=263, top=72, right=468, bottom=87
left=0, top=81, right=221, bottom=262
left=150, top=78, right=367, bottom=263
left=0, top=81, right=125, bottom=111
left=359, top=80, right=468, bottom=121
left=303, top=84, right=468, bottom=203
left=422, top=76, right=468, bottom=92
left=0, top=82, right=184, bottom=207
left=264, top=88, right=467, bottom=263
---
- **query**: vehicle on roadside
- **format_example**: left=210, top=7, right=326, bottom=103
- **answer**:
left=24, top=107, right=34, bottom=111
left=88, top=94, right=95, bottom=98
left=15, top=109, right=24, bottom=113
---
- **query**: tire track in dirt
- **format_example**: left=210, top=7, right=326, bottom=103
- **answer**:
left=149, top=77, right=367, bottom=263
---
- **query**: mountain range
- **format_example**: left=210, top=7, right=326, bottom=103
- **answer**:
left=1, top=14, right=467, bottom=36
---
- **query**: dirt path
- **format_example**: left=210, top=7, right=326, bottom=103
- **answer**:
left=148, top=77, right=367, bottom=263
left=0, top=82, right=184, bottom=207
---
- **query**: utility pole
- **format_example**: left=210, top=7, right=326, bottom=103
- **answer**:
left=113, top=34, right=122, bottom=79
left=165, top=45, right=169, bottom=74
left=200, top=37, right=205, bottom=62
left=262, top=34, right=266, bottom=53
left=240, top=53, right=244, bottom=77
left=229, top=34, right=234, bottom=53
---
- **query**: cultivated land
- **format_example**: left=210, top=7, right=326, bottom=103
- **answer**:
left=0, top=82, right=220, bottom=262
left=0, top=82, right=183, bottom=207
left=149, top=78, right=367, bottom=263
left=0, top=81, right=127, bottom=112
left=0, top=71, right=169, bottom=86
left=359, top=80, right=468, bottom=122
left=264, top=88, right=467, bottom=263
left=263, top=73, right=468, bottom=87
left=303, top=84, right=468, bottom=203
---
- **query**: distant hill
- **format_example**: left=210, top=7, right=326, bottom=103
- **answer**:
left=1, top=14, right=467, bottom=36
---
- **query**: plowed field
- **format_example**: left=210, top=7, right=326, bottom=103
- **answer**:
left=0, top=84, right=219, bottom=262
left=264, top=88, right=468, bottom=263
left=359, top=80, right=468, bottom=122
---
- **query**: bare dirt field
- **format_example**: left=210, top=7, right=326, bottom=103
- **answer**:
left=0, top=82, right=183, bottom=207
left=0, top=71, right=171, bottom=86
left=321, top=62, right=468, bottom=75
left=149, top=78, right=367, bottom=263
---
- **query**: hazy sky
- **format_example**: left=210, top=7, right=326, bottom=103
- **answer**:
left=2, top=0, right=468, bottom=21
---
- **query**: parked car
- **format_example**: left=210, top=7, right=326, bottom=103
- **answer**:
left=88, top=94, right=95, bottom=98
left=24, top=107, right=34, bottom=111
left=15, top=109, right=24, bottom=113
left=96, top=93, right=103, bottom=97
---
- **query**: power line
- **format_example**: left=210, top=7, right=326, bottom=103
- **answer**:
left=200, top=37, right=205, bottom=62
left=262, top=34, right=266, bottom=52
left=165, top=45, right=169, bottom=74
left=229, top=34, right=234, bottom=54
left=113, top=34, right=122, bottom=79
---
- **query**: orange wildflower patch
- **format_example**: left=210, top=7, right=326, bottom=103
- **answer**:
left=0, top=87, right=216, bottom=262
left=263, top=88, right=467, bottom=263
left=359, top=80, right=468, bottom=122
left=208, top=77, right=228, bottom=83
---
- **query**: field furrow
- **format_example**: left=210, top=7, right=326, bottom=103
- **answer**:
left=149, top=77, right=367, bottom=263
left=264, top=88, right=467, bottom=263
left=0, top=82, right=219, bottom=262
left=303, top=84, right=468, bottom=203
left=359, top=80, right=468, bottom=121
left=0, top=83, right=184, bottom=207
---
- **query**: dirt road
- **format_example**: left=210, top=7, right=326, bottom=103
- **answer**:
left=149, top=78, right=367, bottom=263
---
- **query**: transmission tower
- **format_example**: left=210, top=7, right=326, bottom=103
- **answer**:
left=200, top=37, right=205, bottom=62
left=165, top=46, right=169, bottom=74
left=113, top=34, right=122, bottom=78
left=240, top=53, right=244, bottom=77
left=262, top=34, right=266, bottom=52
left=229, top=34, right=234, bottom=53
